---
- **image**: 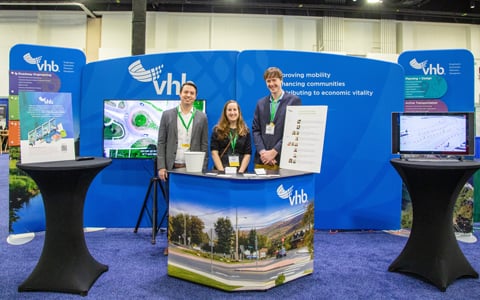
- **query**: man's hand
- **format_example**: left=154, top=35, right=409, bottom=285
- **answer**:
left=260, top=149, right=278, bottom=165
left=158, top=168, right=168, bottom=181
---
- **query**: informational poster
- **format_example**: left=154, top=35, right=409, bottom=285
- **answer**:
left=18, top=91, right=75, bottom=163
left=398, top=49, right=474, bottom=113
left=280, top=105, right=328, bottom=173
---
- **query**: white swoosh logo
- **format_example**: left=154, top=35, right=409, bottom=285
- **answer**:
left=409, top=58, right=428, bottom=70
left=277, top=184, right=294, bottom=199
left=128, top=59, right=163, bottom=82
left=23, top=53, right=42, bottom=65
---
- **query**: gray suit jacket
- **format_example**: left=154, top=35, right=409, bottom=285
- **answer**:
left=157, top=106, right=209, bottom=171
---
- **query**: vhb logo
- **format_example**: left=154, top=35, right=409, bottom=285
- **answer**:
left=276, top=184, right=309, bottom=206
left=38, top=96, right=53, bottom=104
left=23, top=53, right=60, bottom=72
left=128, top=60, right=187, bottom=96
left=409, top=58, right=445, bottom=75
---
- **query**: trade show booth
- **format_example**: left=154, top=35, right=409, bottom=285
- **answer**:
left=8, top=45, right=406, bottom=233
left=7, top=44, right=478, bottom=293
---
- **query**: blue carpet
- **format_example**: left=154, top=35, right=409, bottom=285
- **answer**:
left=1, top=153, right=480, bottom=299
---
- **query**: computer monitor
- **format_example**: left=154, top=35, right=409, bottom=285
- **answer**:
left=391, top=112, right=475, bottom=156
left=103, top=100, right=168, bottom=159
left=103, top=99, right=206, bottom=159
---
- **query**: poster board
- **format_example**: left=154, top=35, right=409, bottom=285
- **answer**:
left=18, top=91, right=75, bottom=163
left=280, top=105, right=328, bottom=173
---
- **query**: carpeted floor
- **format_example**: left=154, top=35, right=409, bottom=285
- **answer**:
left=1, top=154, right=480, bottom=299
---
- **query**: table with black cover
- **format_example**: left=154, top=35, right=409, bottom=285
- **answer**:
left=389, top=158, right=480, bottom=291
left=16, top=157, right=111, bottom=296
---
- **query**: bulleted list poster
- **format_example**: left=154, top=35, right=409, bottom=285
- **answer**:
left=280, top=105, right=328, bottom=173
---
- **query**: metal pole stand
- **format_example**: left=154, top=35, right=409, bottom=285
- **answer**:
left=133, top=162, right=168, bottom=244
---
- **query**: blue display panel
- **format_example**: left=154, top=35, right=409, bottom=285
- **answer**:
left=9, top=44, right=85, bottom=234
left=237, top=50, right=405, bottom=229
left=81, top=51, right=238, bottom=227
left=398, top=49, right=474, bottom=112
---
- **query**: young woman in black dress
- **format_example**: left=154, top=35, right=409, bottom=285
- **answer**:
left=210, top=100, right=251, bottom=173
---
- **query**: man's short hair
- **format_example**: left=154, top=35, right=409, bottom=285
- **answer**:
left=263, top=67, right=283, bottom=80
left=180, top=81, right=197, bottom=94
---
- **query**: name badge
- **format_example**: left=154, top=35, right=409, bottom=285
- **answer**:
left=228, top=155, right=240, bottom=167
left=266, top=123, right=275, bottom=135
left=225, top=167, right=237, bottom=174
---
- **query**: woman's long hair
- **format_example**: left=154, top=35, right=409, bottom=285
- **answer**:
left=214, top=100, right=249, bottom=139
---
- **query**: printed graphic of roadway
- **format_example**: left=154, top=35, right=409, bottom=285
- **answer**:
left=103, top=101, right=162, bottom=153
left=168, top=245, right=312, bottom=288
left=400, top=116, right=466, bottom=152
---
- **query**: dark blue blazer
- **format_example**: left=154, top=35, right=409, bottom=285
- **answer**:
left=252, top=91, right=301, bottom=165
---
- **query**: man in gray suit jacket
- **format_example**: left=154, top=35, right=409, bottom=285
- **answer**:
left=157, top=81, right=208, bottom=181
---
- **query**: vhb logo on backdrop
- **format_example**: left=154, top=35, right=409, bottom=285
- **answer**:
left=128, top=60, right=187, bottom=96
left=409, top=58, right=445, bottom=75
left=277, top=184, right=309, bottom=206
left=23, top=52, right=60, bottom=72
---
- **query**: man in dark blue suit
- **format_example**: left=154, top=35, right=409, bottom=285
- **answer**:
left=252, top=67, right=301, bottom=169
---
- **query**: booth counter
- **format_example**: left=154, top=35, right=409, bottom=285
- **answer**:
left=166, top=169, right=315, bottom=291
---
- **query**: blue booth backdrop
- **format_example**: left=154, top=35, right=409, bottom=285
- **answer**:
left=10, top=47, right=407, bottom=232
left=79, top=51, right=238, bottom=228
left=236, top=50, right=405, bottom=229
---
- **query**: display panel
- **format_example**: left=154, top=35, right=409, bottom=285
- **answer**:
left=103, top=99, right=206, bottom=159
left=391, top=112, right=475, bottom=156
left=103, top=100, right=172, bottom=158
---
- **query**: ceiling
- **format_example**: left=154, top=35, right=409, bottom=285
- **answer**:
left=1, top=0, right=480, bottom=24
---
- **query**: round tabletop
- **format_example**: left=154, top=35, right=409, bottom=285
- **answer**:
left=17, top=157, right=112, bottom=171
left=390, top=158, right=480, bottom=170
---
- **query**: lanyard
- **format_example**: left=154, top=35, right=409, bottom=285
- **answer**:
left=177, top=106, right=196, bottom=131
left=229, top=131, right=238, bottom=153
left=270, top=95, right=281, bottom=123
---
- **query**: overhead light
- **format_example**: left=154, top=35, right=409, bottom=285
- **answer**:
left=367, top=0, right=382, bottom=3
left=471, top=0, right=475, bottom=9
